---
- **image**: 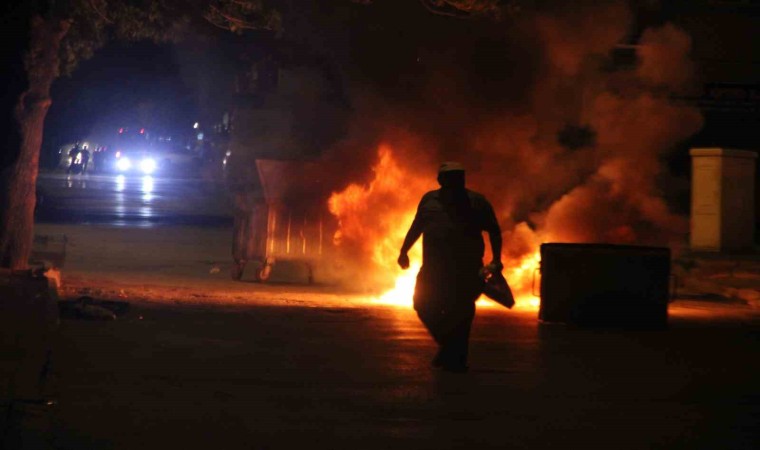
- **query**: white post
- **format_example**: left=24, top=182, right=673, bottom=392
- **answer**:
left=690, top=148, right=757, bottom=252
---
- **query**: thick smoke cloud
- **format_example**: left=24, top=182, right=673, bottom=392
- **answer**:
left=637, top=23, right=699, bottom=93
left=323, top=0, right=703, bottom=291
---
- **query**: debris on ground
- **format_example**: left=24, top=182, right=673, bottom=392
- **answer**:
left=58, top=296, right=130, bottom=320
left=674, top=253, right=760, bottom=308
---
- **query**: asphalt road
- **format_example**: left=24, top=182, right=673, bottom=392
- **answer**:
left=22, top=171, right=759, bottom=449
left=36, top=171, right=233, bottom=227
left=4, top=298, right=759, bottom=449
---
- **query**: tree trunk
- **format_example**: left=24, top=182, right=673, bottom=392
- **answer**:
left=0, top=16, right=69, bottom=269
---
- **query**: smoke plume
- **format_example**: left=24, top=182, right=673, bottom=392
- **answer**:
left=324, top=0, right=703, bottom=291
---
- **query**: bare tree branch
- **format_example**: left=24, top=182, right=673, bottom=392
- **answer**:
left=203, top=0, right=279, bottom=33
left=419, top=0, right=474, bottom=18
left=417, top=0, right=509, bottom=19
left=87, top=0, right=113, bottom=24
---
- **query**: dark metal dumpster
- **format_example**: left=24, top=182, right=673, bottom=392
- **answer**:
left=231, top=159, right=333, bottom=283
left=539, top=243, right=670, bottom=327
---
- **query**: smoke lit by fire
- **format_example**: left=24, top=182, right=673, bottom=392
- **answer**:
left=326, top=1, right=703, bottom=310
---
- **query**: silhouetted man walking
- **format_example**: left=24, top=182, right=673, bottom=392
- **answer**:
left=398, top=162, right=502, bottom=373
left=80, top=145, right=90, bottom=173
left=66, top=143, right=80, bottom=174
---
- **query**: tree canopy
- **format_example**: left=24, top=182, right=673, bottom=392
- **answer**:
left=53, top=0, right=280, bottom=76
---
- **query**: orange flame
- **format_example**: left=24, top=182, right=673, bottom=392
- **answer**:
left=329, top=146, right=542, bottom=310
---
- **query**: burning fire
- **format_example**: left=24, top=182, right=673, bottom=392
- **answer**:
left=323, top=4, right=702, bottom=313
left=329, top=146, right=542, bottom=311
left=327, top=145, right=426, bottom=300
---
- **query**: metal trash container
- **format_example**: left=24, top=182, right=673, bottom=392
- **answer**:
left=231, top=159, right=332, bottom=283
left=539, top=243, right=670, bottom=327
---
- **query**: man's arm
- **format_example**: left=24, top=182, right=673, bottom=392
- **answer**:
left=484, top=201, right=503, bottom=270
left=398, top=197, right=427, bottom=270
left=487, top=226, right=503, bottom=270
left=398, top=216, right=423, bottom=270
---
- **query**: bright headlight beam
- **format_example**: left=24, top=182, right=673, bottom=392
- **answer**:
left=140, top=158, right=157, bottom=174
left=116, top=157, right=131, bottom=172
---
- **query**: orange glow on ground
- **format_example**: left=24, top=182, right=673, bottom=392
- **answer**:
left=370, top=257, right=540, bottom=311
left=370, top=250, right=542, bottom=311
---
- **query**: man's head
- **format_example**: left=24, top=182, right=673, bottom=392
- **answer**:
left=437, top=161, right=465, bottom=189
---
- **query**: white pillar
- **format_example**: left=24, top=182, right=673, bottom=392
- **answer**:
left=690, top=148, right=757, bottom=252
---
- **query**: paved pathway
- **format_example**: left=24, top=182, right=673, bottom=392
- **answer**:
left=3, top=295, right=758, bottom=449
left=9, top=223, right=757, bottom=449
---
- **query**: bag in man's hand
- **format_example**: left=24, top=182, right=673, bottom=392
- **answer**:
left=480, top=265, right=515, bottom=309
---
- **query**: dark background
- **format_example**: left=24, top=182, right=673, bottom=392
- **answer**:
left=2, top=1, right=759, bottom=180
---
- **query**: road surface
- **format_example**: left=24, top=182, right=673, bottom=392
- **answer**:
left=3, top=295, right=758, bottom=450
left=36, top=171, right=233, bottom=227
left=20, top=170, right=758, bottom=449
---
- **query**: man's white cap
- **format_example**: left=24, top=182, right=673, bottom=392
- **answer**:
left=438, top=161, right=465, bottom=173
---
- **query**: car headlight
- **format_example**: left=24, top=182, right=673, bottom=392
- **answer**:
left=140, top=158, right=157, bottom=174
left=116, top=157, right=131, bottom=171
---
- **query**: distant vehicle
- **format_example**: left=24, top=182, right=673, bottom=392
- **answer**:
left=151, top=145, right=199, bottom=172
left=113, top=148, right=158, bottom=175
left=105, top=127, right=200, bottom=176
